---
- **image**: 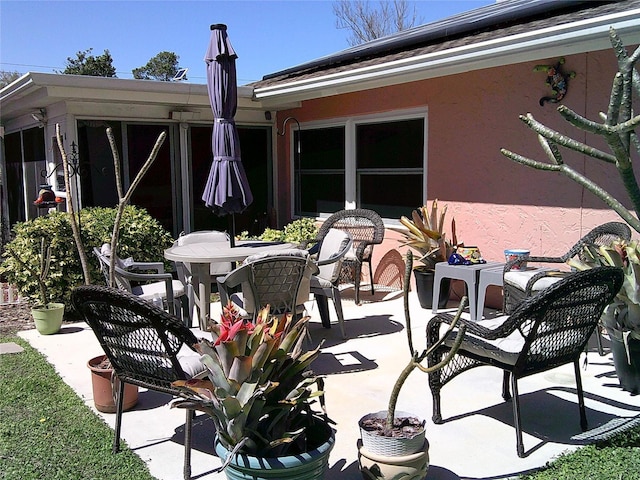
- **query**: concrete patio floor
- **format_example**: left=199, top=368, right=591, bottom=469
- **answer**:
left=18, top=288, right=640, bottom=480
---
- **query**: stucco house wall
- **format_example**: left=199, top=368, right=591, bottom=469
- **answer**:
left=275, top=47, right=638, bottom=265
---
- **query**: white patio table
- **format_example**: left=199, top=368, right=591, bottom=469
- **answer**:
left=164, top=240, right=297, bottom=329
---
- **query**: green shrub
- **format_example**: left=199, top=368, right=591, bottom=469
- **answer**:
left=228, top=218, right=318, bottom=245
left=0, top=206, right=174, bottom=307
left=283, top=217, right=318, bottom=244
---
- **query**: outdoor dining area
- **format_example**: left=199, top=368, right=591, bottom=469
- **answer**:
left=2, top=16, right=639, bottom=480
left=5, top=212, right=637, bottom=480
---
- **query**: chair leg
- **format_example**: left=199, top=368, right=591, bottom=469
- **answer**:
left=368, top=259, right=375, bottom=295
left=510, top=375, right=525, bottom=458
left=574, top=359, right=588, bottom=431
left=332, top=287, right=347, bottom=339
left=431, top=377, right=443, bottom=424
left=183, top=409, right=193, bottom=480
left=502, top=371, right=511, bottom=401
left=113, top=377, right=126, bottom=454
left=354, top=262, right=362, bottom=305
left=315, top=294, right=331, bottom=329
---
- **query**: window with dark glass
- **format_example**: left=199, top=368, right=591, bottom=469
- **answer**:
left=295, top=127, right=345, bottom=216
left=356, top=118, right=424, bottom=218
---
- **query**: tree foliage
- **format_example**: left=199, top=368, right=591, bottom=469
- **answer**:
left=132, top=51, right=184, bottom=81
left=0, top=70, right=21, bottom=89
left=333, top=0, right=420, bottom=46
left=60, top=48, right=116, bottom=77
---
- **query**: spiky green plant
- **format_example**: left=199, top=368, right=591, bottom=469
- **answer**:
left=568, top=239, right=640, bottom=338
left=392, top=200, right=457, bottom=270
left=171, top=304, right=327, bottom=470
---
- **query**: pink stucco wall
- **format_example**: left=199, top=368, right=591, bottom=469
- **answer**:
left=276, top=48, right=639, bottom=270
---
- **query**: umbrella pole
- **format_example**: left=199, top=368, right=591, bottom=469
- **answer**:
left=228, top=214, right=236, bottom=248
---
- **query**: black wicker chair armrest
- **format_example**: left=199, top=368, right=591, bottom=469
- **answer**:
left=427, top=312, right=515, bottom=343
left=504, top=255, right=564, bottom=273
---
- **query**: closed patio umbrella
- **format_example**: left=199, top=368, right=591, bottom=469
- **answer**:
left=202, top=24, right=253, bottom=247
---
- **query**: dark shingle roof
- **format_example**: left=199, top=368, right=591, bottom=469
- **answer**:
left=252, top=0, right=635, bottom=89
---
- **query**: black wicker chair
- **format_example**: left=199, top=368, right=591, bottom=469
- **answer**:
left=426, top=266, right=623, bottom=457
left=72, top=285, right=204, bottom=479
left=503, top=222, right=631, bottom=313
left=313, top=209, right=385, bottom=304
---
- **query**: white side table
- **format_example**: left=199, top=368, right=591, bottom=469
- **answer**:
left=432, top=261, right=503, bottom=321
left=476, top=265, right=505, bottom=320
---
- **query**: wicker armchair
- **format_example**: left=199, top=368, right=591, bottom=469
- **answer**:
left=314, top=209, right=385, bottom=304
left=503, top=222, right=631, bottom=313
left=426, top=266, right=623, bottom=457
left=72, top=285, right=205, bottom=479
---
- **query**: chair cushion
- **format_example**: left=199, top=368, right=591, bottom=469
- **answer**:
left=176, top=344, right=207, bottom=378
left=442, top=316, right=525, bottom=365
left=310, top=275, right=332, bottom=290
left=317, top=229, right=351, bottom=283
left=504, top=270, right=563, bottom=291
left=133, top=280, right=186, bottom=300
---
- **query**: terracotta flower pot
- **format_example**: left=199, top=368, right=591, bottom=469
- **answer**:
left=87, top=355, right=138, bottom=413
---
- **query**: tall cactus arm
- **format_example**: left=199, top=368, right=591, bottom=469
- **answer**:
left=520, top=113, right=617, bottom=164
left=502, top=147, right=640, bottom=232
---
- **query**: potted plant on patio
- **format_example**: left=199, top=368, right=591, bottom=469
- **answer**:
left=171, top=303, right=334, bottom=480
left=391, top=200, right=457, bottom=309
left=569, top=240, right=640, bottom=394
left=3, top=237, right=64, bottom=335
left=358, top=251, right=466, bottom=479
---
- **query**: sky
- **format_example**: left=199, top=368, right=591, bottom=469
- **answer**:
left=1, top=0, right=494, bottom=86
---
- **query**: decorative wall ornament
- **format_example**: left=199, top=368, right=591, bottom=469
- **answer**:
left=533, top=57, right=576, bottom=106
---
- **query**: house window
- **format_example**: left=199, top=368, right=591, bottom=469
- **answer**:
left=294, top=112, right=424, bottom=219
left=356, top=118, right=424, bottom=218
left=296, top=126, right=345, bottom=217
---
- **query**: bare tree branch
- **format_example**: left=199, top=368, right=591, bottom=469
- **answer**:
left=333, top=0, right=421, bottom=46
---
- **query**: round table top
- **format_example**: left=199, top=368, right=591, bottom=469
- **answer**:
left=164, top=241, right=298, bottom=263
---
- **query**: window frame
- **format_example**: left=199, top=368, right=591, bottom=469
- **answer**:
left=291, top=107, right=427, bottom=221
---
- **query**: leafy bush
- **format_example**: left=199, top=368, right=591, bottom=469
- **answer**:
left=236, top=217, right=318, bottom=245
left=0, top=206, right=174, bottom=307
left=283, top=217, right=318, bottom=245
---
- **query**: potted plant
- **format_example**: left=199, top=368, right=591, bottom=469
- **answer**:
left=568, top=240, right=640, bottom=393
left=87, top=354, right=139, bottom=413
left=4, top=237, right=64, bottom=334
left=171, top=303, right=334, bottom=479
left=358, top=251, right=466, bottom=479
left=392, top=200, right=457, bottom=309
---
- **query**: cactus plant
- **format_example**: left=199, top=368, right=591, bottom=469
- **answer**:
left=4, top=237, right=54, bottom=308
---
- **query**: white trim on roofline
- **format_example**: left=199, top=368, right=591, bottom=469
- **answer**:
left=254, top=9, right=640, bottom=107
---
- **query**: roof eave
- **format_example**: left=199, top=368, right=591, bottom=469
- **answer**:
left=254, top=10, right=640, bottom=108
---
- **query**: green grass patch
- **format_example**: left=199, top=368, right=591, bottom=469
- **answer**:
left=520, top=424, right=640, bottom=480
left=0, top=336, right=156, bottom=480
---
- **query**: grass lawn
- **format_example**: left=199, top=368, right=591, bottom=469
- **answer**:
left=1, top=334, right=638, bottom=480
left=0, top=336, right=156, bottom=480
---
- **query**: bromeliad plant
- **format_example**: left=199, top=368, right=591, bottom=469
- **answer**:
left=393, top=200, right=457, bottom=270
left=568, top=239, right=640, bottom=340
left=171, top=303, right=327, bottom=468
